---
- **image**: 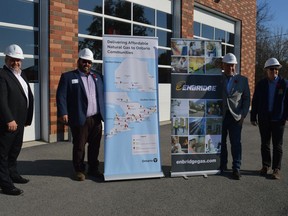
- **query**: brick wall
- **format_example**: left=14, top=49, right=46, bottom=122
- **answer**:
left=182, top=0, right=256, bottom=97
left=47, top=0, right=256, bottom=141
left=49, top=0, right=78, bottom=142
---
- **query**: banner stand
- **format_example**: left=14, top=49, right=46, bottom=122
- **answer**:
left=103, top=35, right=163, bottom=181
left=171, top=170, right=220, bottom=178
left=105, top=172, right=164, bottom=182
left=170, top=38, right=223, bottom=177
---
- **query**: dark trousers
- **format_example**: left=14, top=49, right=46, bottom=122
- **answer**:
left=0, top=126, right=25, bottom=189
left=258, top=120, right=285, bottom=170
left=70, top=114, right=102, bottom=173
left=221, top=112, right=243, bottom=171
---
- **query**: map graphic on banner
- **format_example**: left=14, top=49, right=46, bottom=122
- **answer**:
left=103, top=35, right=163, bottom=181
left=105, top=58, right=157, bottom=139
left=170, top=38, right=223, bottom=177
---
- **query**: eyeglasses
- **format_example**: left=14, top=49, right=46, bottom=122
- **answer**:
left=268, top=68, right=278, bottom=71
left=81, top=59, right=92, bottom=64
left=8, top=57, right=21, bottom=62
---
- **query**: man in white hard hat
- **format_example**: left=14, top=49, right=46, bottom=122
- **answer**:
left=251, top=57, right=288, bottom=180
left=56, top=48, right=105, bottom=181
left=0, top=44, right=34, bottom=195
left=220, top=53, right=250, bottom=180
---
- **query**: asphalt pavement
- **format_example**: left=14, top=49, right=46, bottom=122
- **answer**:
left=1, top=114, right=288, bottom=216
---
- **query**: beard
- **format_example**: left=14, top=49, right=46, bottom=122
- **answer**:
left=9, top=66, right=21, bottom=74
left=78, top=62, right=91, bottom=74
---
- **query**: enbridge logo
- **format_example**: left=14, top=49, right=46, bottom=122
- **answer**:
left=176, top=81, right=186, bottom=91
left=175, top=81, right=217, bottom=92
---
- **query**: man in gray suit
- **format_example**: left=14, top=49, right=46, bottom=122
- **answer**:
left=220, top=53, right=250, bottom=180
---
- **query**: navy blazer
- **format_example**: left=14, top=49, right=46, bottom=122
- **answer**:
left=251, top=76, right=288, bottom=122
left=222, top=74, right=251, bottom=121
left=56, top=69, right=105, bottom=126
left=0, top=65, right=34, bottom=127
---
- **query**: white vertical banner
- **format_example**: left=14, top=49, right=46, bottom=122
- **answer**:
left=103, top=35, right=163, bottom=181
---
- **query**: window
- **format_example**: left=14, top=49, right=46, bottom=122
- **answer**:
left=133, top=4, right=155, bottom=25
left=194, top=22, right=201, bottom=37
left=0, top=0, right=39, bottom=27
left=215, top=28, right=225, bottom=42
left=157, top=11, right=172, bottom=29
left=227, top=32, right=235, bottom=45
left=133, top=25, right=155, bottom=37
left=79, top=13, right=102, bottom=37
left=78, top=0, right=172, bottom=83
left=79, top=0, right=102, bottom=13
left=157, top=29, right=172, bottom=47
left=104, top=0, right=131, bottom=20
left=104, top=19, right=131, bottom=35
left=158, top=49, right=171, bottom=65
left=0, top=0, right=39, bottom=82
left=193, top=21, right=235, bottom=57
left=158, top=68, right=171, bottom=83
left=193, top=7, right=236, bottom=57
left=0, top=27, right=38, bottom=56
left=202, top=24, right=214, bottom=40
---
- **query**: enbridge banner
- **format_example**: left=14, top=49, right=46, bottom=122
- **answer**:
left=170, top=38, right=223, bottom=177
left=103, top=35, right=163, bottom=181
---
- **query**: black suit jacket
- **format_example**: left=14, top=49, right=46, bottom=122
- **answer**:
left=251, top=76, right=288, bottom=122
left=0, top=65, right=34, bottom=128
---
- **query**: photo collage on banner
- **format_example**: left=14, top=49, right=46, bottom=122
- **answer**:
left=170, top=38, right=223, bottom=176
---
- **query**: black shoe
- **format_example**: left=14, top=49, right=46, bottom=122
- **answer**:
left=87, top=170, right=104, bottom=181
left=2, top=187, right=23, bottom=196
left=231, top=170, right=241, bottom=180
left=11, top=176, right=29, bottom=184
left=220, top=165, right=228, bottom=173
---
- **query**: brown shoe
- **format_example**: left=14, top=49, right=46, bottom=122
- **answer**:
left=75, top=172, right=85, bottom=181
left=259, top=166, right=269, bottom=176
left=271, top=169, right=280, bottom=180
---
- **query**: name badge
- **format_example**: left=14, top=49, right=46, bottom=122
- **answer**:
left=72, top=79, right=79, bottom=84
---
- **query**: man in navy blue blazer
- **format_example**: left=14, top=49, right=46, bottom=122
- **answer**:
left=251, top=58, right=288, bottom=180
left=220, top=53, right=250, bottom=180
left=56, top=48, right=104, bottom=181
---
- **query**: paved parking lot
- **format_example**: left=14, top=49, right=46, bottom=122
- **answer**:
left=1, top=115, right=288, bottom=216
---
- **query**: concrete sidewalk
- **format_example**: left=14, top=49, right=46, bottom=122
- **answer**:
left=1, top=116, right=288, bottom=216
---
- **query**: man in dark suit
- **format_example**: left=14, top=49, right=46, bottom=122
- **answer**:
left=251, top=58, right=288, bottom=180
left=56, top=48, right=105, bottom=181
left=0, top=44, right=34, bottom=195
left=220, top=53, right=250, bottom=180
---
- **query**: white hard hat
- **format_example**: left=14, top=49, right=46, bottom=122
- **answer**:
left=78, top=48, right=94, bottom=61
left=264, top=58, right=282, bottom=69
left=222, top=53, right=237, bottom=64
left=4, top=44, right=24, bottom=59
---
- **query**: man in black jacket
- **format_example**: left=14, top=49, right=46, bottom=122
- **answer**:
left=0, top=44, right=34, bottom=195
left=251, top=57, right=288, bottom=180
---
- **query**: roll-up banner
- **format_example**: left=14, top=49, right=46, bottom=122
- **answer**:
left=103, top=35, right=163, bottom=181
left=170, top=39, right=223, bottom=177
